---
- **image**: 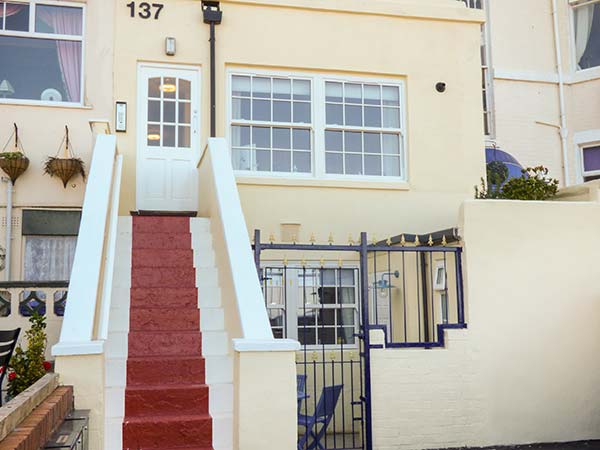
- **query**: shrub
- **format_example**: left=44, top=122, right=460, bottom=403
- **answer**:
left=475, top=165, right=559, bottom=201
left=7, top=313, right=49, bottom=398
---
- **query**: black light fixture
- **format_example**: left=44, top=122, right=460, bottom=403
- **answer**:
left=202, top=1, right=222, bottom=138
left=435, top=82, right=447, bottom=93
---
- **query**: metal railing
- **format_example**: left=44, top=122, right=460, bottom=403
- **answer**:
left=460, top=0, right=483, bottom=8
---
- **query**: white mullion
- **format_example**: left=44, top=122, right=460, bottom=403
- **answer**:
left=313, top=75, right=325, bottom=178
left=29, top=2, right=35, bottom=33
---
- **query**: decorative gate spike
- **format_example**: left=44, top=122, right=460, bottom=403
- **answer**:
left=400, top=234, right=406, bottom=246
left=414, top=235, right=421, bottom=246
left=428, top=235, right=434, bottom=246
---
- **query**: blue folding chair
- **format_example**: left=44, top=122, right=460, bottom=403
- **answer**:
left=297, top=374, right=307, bottom=411
left=297, top=384, right=343, bottom=450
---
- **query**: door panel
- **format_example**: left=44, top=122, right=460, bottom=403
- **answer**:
left=137, top=66, right=200, bottom=212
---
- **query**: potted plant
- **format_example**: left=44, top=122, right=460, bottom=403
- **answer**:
left=44, top=125, right=86, bottom=188
left=0, top=123, right=29, bottom=185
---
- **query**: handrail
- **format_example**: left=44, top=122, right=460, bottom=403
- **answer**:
left=0, top=281, right=69, bottom=288
left=52, top=134, right=121, bottom=356
left=198, top=138, right=296, bottom=346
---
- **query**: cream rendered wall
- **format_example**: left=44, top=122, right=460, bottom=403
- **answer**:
left=372, top=199, right=600, bottom=449
left=487, top=0, right=600, bottom=186
left=0, top=0, right=115, bottom=279
left=113, top=0, right=485, bottom=238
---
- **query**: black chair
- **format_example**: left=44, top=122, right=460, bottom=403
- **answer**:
left=0, top=328, right=20, bottom=406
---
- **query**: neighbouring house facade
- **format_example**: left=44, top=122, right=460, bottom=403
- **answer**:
left=1, top=1, right=600, bottom=450
left=482, top=0, right=600, bottom=185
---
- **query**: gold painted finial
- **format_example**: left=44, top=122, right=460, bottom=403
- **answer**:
left=348, top=234, right=355, bottom=245
left=268, top=233, right=275, bottom=244
left=400, top=234, right=406, bottom=247
left=428, top=235, right=434, bottom=247
left=371, top=235, right=378, bottom=246
left=311, top=351, right=318, bottom=362
left=328, top=232, right=334, bottom=245
left=414, top=235, right=421, bottom=246
left=386, top=237, right=392, bottom=246
left=442, top=235, right=447, bottom=246
left=309, top=233, right=316, bottom=244
left=338, top=257, right=343, bottom=267
left=291, top=234, right=297, bottom=244
left=301, top=257, right=307, bottom=267
left=319, top=256, right=325, bottom=267
left=283, top=256, right=288, bottom=267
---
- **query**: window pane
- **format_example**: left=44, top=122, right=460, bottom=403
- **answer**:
left=345, top=132, right=362, bottom=152
left=273, top=128, right=291, bottom=149
left=179, top=79, right=191, bottom=99
left=364, top=84, right=381, bottom=105
left=162, top=77, right=176, bottom=99
left=35, top=5, right=83, bottom=35
left=382, top=86, right=400, bottom=106
left=293, top=102, right=310, bottom=123
left=148, top=77, right=161, bottom=98
left=383, top=134, right=400, bottom=154
left=4, top=2, right=29, bottom=31
left=147, top=124, right=160, bottom=146
left=326, top=152, right=343, bottom=174
left=253, top=77, right=271, bottom=98
left=232, top=148, right=251, bottom=170
left=345, top=105, right=362, bottom=126
left=163, top=101, right=176, bottom=123
left=365, top=106, right=382, bottom=127
left=383, top=107, right=400, bottom=128
left=365, top=155, right=382, bottom=176
left=338, top=307, right=355, bottom=324
left=252, top=126, right=270, bottom=148
left=345, top=83, right=362, bottom=103
left=256, top=149, right=270, bottom=171
left=0, top=36, right=82, bottom=102
left=293, top=129, right=310, bottom=150
left=24, top=236, right=77, bottom=281
left=252, top=99, right=271, bottom=121
left=325, top=82, right=343, bottom=102
left=148, top=100, right=160, bottom=122
left=583, top=145, right=600, bottom=172
left=325, top=130, right=343, bottom=151
left=273, top=78, right=291, bottom=99
left=232, top=75, right=251, bottom=97
left=293, top=151, right=311, bottom=173
left=178, top=126, right=190, bottom=148
left=383, top=156, right=401, bottom=177
left=345, top=154, right=362, bottom=175
left=293, top=79, right=310, bottom=100
left=232, top=125, right=251, bottom=148
left=273, top=150, right=291, bottom=172
left=364, top=133, right=381, bottom=153
left=326, top=103, right=343, bottom=125
left=273, top=101, right=291, bottom=122
left=163, top=125, right=175, bottom=147
left=178, top=102, right=191, bottom=124
left=232, top=98, right=251, bottom=120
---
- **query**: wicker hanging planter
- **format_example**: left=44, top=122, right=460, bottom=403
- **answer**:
left=0, top=124, right=29, bottom=185
left=44, top=126, right=86, bottom=188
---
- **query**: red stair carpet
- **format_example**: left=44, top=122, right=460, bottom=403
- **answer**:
left=123, top=216, right=213, bottom=450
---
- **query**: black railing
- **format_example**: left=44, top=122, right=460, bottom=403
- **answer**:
left=460, top=0, right=483, bottom=9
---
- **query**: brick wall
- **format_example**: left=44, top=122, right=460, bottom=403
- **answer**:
left=0, top=386, right=73, bottom=450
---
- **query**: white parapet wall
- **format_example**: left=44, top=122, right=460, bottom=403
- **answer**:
left=371, top=198, right=600, bottom=450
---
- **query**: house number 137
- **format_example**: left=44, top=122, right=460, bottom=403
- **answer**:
left=126, top=1, right=164, bottom=20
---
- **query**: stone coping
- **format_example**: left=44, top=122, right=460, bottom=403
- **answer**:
left=0, top=373, right=59, bottom=441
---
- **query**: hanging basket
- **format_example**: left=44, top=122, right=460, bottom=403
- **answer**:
left=44, top=156, right=86, bottom=188
left=0, top=153, right=29, bottom=184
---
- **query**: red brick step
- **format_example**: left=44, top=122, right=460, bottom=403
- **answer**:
left=132, top=248, right=194, bottom=268
left=129, top=287, right=198, bottom=309
left=125, top=384, right=209, bottom=417
left=131, top=267, right=196, bottom=288
left=122, top=414, right=212, bottom=450
left=129, top=307, right=199, bottom=332
left=133, top=232, right=192, bottom=250
left=127, top=331, right=202, bottom=357
left=133, top=216, right=191, bottom=234
left=127, top=356, right=205, bottom=386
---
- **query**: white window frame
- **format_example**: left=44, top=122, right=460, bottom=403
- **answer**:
left=261, top=263, right=361, bottom=350
left=579, top=142, right=600, bottom=182
left=573, top=129, right=600, bottom=183
left=226, top=68, right=407, bottom=183
left=0, top=0, right=86, bottom=107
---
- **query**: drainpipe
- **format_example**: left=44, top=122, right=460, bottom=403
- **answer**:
left=202, top=1, right=222, bottom=138
left=2, top=178, right=12, bottom=282
left=551, top=0, right=570, bottom=186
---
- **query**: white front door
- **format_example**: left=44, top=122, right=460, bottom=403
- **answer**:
left=137, top=65, right=200, bottom=212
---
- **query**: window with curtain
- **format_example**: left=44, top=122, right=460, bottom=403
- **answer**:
left=24, top=236, right=77, bottom=281
left=573, top=0, right=600, bottom=70
left=230, top=71, right=406, bottom=180
left=0, top=1, right=84, bottom=103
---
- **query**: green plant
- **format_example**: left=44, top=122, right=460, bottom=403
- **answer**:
left=7, top=313, right=48, bottom=398
left=0, top=151, right=26, bottom=160
left=475, top=165, right=559, bottom=201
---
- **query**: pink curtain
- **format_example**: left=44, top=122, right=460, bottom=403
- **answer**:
left=0, top=3, right=27, bottom=17
left=37, top=7, right=82, bottom=102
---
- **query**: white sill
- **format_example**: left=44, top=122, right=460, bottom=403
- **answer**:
left=235, top=175, right=410, bottom=191
left=572, top=66, right=600, bottom=84
left=0, top=98, right=92, bottom=110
